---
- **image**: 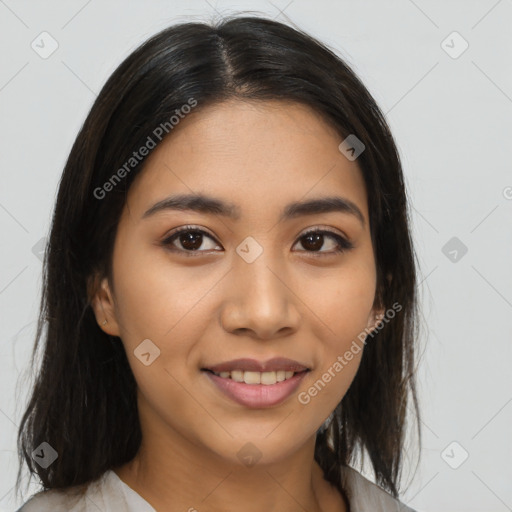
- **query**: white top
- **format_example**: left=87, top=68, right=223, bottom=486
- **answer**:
left=16, top=466, right=416, bottom=511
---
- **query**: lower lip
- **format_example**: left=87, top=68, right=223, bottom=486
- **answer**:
left=203, top=370, right=309, bottom=409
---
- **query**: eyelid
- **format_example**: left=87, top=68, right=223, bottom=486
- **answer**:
left=163, top=224, right=217, bottom=241
left=300, top=225, right=348, bottom=239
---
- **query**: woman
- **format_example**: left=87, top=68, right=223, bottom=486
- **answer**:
left=16, top=15, right=421, bottom=511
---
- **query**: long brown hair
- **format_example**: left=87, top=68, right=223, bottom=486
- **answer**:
left=16, top=15, right=421, bottom=501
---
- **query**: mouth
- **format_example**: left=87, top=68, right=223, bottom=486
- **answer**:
left=202, top=356, right=311, bottom=375
left=201, top=368, right=309, bottom=385
left=201, top=368, right=310, bottom=408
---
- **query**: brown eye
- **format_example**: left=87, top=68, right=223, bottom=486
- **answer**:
left=177, top=231, right=203, bottom=251
left=300, top=232, right=324, bottom=251
left=161, top=226, right=222, bottom=256
left=294, top=229, right=354, bottom=255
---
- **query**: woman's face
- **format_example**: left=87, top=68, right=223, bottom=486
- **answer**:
left=93, top=99, right=383, bottom=466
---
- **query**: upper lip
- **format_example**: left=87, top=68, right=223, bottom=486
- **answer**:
left=203, top=357, right=311, bottom=373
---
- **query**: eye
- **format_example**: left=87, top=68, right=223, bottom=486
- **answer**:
left=161, top=225, right=354, bottom=257
left=161, top=225, right=222, bottom=256
left=293, top=228, right=354, bottom=256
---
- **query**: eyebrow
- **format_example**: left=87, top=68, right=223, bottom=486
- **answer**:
left=142, top=193, right=365, bottom=227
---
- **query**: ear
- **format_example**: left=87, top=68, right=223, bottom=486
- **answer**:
left=87, top=273, right=121, bottom=337
left=365, top=303, right=386, bottom=334
left=365, top=272, right=391, bottom=334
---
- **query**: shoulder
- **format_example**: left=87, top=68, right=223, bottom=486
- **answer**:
left=340, top=466, right=416, bottom=512
left=15, top=483, right=90, bottom=512
left=15, top=470, right=152, bottom=512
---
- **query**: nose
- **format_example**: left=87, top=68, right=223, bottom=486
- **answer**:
left=220, top=254, right=301, bottom=340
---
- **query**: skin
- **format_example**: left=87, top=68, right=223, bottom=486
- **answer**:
left=91, top=98, right=384, bottom=512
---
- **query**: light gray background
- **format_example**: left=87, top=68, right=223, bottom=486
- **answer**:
left=1, top=1, right=511, bottom=511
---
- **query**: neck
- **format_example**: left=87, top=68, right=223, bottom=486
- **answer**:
left=114, top=404, right=346, bottom=512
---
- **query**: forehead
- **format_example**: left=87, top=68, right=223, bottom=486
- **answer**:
left=125, top=99, right=369, bottom=224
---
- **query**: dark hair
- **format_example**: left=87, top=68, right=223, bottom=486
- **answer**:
left=16, top=14, right=421, bottom=501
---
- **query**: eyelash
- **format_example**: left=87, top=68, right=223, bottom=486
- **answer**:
left=161, top=225, right=354, bottom=258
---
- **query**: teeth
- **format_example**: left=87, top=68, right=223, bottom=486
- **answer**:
left=212, top=369, right=299, bottom=385
left=261, top=371, right=276, bottom=385
left=231, top=370, right=244, bottom=382
left=244, top=371, right=261, bottom=384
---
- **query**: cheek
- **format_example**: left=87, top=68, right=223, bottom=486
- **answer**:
left=110, top=248, right=219, bottom=395
left=306, top=260, right=377, bottom=340
left=111, top=246, right=214, bottom=343
left=297, top=274, right=371, bottom=416
left=301, top=260, right=375, bottom=393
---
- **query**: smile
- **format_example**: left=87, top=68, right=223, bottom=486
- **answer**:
left=207, top=369, right=301, bottom=385
left=202, top=369, right=309, bottom=408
